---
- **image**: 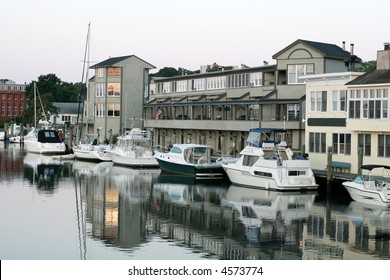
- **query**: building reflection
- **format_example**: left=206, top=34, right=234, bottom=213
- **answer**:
left=0, top=144, right=24, bottom=181
left=304, top=200, right=390, bottom=259
left=73, top=160, right=390, bottom=260
left=74, top=162, right=160, bottom=252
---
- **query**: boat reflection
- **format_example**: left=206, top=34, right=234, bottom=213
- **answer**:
left=222, top=185, right=317, bottom=244
left=153, top=174, right=228, bottom=206
left=23, top=152, right=72, bottom=191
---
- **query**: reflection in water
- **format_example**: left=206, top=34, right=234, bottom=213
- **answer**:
left=1, top=145, right=390, bottom=259
left=304, top=200, right=390, bottom=260
left=222, top=186, right=316, bottom=246
left=23, top=152, right=73, bottom=191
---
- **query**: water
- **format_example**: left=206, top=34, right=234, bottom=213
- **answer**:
left=1, top=143, right=389, bottom=260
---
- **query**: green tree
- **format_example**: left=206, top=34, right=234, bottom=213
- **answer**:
left=355, top=60, right=377, bottom=72
left=22, top=74, right=86, bottom=126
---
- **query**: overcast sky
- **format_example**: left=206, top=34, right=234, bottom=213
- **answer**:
left=1, top=0, right=388, bottom=84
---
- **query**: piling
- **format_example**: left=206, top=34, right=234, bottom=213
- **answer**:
left=326, top=146, right=333, bottom=183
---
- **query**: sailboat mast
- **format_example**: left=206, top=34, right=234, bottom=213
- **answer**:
left=77, top=22, right=91, bottom=142
left=34, top=82, right=37, bottom=128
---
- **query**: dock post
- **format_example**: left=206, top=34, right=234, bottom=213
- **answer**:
left=327, top=146, right=333, bottom=183
left=358, top=147, right=363, bottom=175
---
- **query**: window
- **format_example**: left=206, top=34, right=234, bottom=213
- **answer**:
left=333, top=133, right=351, bottom=155
left=227, top=74, right=249, bottom=88
left=378, top=135, right=390, bottom=158
left=358, top=134, right=371, bottom=156
left=287, top=104, right=300, bottom=121
left=96, top=68, right=104, bottom=78
left=349, top=87, right=389, bottom=119
left=288, top=64, right=314, bottom=84
left=96, top=103, right=105, bottom=117
left=95, top=83, right=105, bottom=97
left=250, top=72, right=262, bottom=86
left=108, top=67, right=121, bottom=77
left=310, top=91, right=327, bottom=112
left=107, top=103, right=120, bottom=117
left=107, top=83, right=120, bottom=96
left=309, top=132, right=326, bottom=153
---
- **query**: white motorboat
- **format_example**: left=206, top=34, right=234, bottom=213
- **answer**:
left=73, top=133, right=111, bottom=161
left=342, top=164, right=390, bottom=207
left=23, top=83, right=66, bottom=155
left=154, top=143, right=236, bottom=179
left=107, top=128, right=159, bottom=167
left=24, top=127, right=66, bottom=155
left=222, top=128, right=318, bottom=191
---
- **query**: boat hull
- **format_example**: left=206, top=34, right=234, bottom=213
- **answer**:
left=156, top=157, right=225, bottom=179
left=24, top=140, right=66, bottom=155
left=342, top=181, right=390, bottom=207
left=73, top=148, right=112, bottom=161
left=223, top=160, right=318, bottom=191
left=108, top=151, right=159, bottom=168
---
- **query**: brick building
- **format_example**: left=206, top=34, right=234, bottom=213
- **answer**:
left=0, top=79, right=27, bottom=122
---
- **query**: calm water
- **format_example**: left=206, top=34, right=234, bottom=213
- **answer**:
left=1, top=143, right=389, bottom=260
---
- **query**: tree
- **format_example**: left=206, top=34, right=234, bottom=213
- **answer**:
left=355, top=60, right=377, bottom=72
left=22, top=74, right=86, bottom=126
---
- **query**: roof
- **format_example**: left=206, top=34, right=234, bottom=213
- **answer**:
left=150, top=65, right=276, bottom=82
left=360, top=164, right=390, bottom=171
left=272, top=39, right=357, bottom=60
left=346, top=69, right=390, bottom=85
left=53, top=102, right=79, bottom=115
left=90, top=55, right=155, bottom=69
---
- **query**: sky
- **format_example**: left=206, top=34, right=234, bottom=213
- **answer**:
left=1, top=0, right=389, bottom=84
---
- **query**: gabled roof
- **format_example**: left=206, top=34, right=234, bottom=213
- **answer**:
left=346, top=69, right=390, bottom=85
left=272, top=39, right=356, bottom=60
left=53, top=102, right=79, bottom=115
left=90, top=55, right=155, bottom=69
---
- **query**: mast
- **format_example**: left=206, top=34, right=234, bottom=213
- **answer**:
left=34, top=83, right=37, bottom=128
left=76, top=22, right=91, bottom=142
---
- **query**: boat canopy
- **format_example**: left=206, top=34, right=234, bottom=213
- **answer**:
left=37, top=129, right=62, bottom=143
left=247, top=128, right=289, bottom=148
left=360, top=164, right=390, bottom=171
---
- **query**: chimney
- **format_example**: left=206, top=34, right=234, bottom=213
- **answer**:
left=377, top=42, right=390, bottom=70
left=350, top=43, right=354, bottom=55
left=342, top=41, right=346, bottom=50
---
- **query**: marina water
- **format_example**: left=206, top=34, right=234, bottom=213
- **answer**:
left=1, top=144, right=389, bottom=260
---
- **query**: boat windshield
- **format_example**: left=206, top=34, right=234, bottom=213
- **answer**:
left=246, top=129, right=289, bottom=148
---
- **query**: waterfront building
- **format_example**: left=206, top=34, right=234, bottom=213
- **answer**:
left=85, top=55, right=155, bottom=141
left=50, top=102, right=79, bottom=127
left=0, top=79, right=27, bottom=122
left=144, top=39, right=359, bottom=156
left=303, top=43, right=390, bottom=174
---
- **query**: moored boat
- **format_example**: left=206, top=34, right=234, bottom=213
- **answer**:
left=73, top=134, right=111, bottom=162
left=154, top=143, right=235, bottom=179
left=107, top=128, right=158, bottom=167
left=24, top=127, right=66, bottom=155
left=342, top=164, right=390, bottom=207
left=222, top=128, right=318, bottom=191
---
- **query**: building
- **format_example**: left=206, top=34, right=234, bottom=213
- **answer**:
left=144, top=39, right=359, bottom=156
left=85, top=55, right=155, bottom=142
left=0, top=79, right=27, bottom=122
left=50, top=102, right=79, bottom=127
left=303, top=43, right=390, bottom=174
left=302, top=72, right=363, bottom=172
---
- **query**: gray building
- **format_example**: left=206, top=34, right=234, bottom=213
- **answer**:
left=144, top=39, right=360, bottom=156
left=85, top=55, right=155, bottom=141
